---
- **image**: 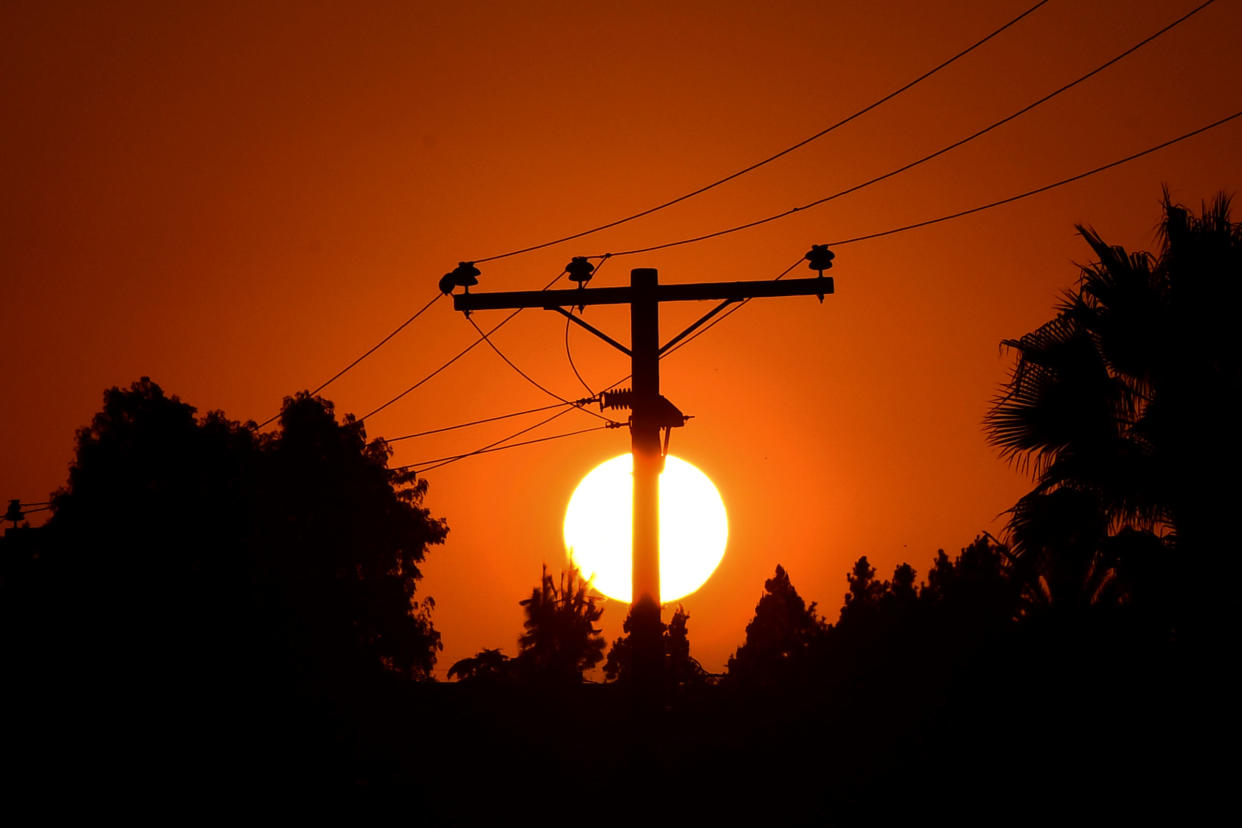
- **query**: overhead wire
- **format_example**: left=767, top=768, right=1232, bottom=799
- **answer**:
left=383, top=401, right=580, bottom=443
left=258, top=292, right=442, bottom=429
left=824, top=109, right=1242, bottom=247
left=468, top=0, right=1052, bottom=265
left=563, top=253, right=614, bottom=398
left=399, top=404, right=615, bottom=475
left=309, top=99, right=1240, bottom=470
left=358, top=271, right=565, bottom=423
left=394, top=422, right=617, bottom=474
left=466, top=315, right=618, bottom=424
left=270, top=2, right=1228, bottom=463
left=565, top=308, right=598, bottom=398
left=250, top=0, right=1102, bottom=431
left=589, top=0, right=1219, bottom=260
left=658, top=108, right=1242, bottom=359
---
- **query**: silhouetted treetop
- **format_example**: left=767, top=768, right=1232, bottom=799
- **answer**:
left=515, top=564, right=605, bottom=684
left=448, top=648, right=513, bottom=684
left=726, top=565, right=825, bottom=688
left=986, top=191, right=1241, bottom=561
left=986, top=191, right=1238, bottom=641
left=4, top=378, right=451, bottom=788
left=38, top=379, right=448, bottom=679
left=604, top=603, right=707, bottom=689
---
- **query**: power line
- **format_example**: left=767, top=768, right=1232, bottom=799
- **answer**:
left=565, top=308, right=597, bottom=397
left=258, top=292, right=442, bottom=429
left=383, top=401, right=581, bottom=443
left=563, top=254, right=615, bottom=398
left=399, top=405, right=615, bottom=475
left=592, top=0, right=1219, bottom=259
left=401, top=395, right=572, bottom=473
left=466, top=315, right=618, bottom=424
left=657, top=108, right=1242, bottom=359
left=394, top=422, right=618, bottom=474
left=403, top=115, right=1239, bottom=466
left=468, top=0, right=1051, bottom=265
left=358, top=271, right=565, bottom=423
left=827, top=109, right=1242, bottom=246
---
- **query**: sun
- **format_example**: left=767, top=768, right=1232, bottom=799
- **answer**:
left=563, top=454, right=728, bottom=603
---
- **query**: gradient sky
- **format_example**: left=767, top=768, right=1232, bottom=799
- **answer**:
left=3, top=0, right=1239, bottom=675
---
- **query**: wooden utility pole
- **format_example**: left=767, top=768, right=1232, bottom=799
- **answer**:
left=452, top=260, right=834, bottom=698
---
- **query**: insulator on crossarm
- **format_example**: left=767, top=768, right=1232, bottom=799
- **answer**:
left=806, top=244, right=835, bottom=274
left=4, top=499, right=23, bottom=524
left=439, top=261, right=480, bottom=295
left=566, top=257, right=595, bottom=311
left=566, top=257, right=595, bottom=286
left=806, top=244, right=835, bottom=303
left=452, top=261, right=480, bottom=292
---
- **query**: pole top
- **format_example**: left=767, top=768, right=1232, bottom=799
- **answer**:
left=631, top=267, right=658, bottom=289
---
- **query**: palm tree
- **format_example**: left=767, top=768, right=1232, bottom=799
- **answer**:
left=986, top=191, right=1241, bottom=617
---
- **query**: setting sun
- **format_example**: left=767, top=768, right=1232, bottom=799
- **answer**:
left=563, top=454, right=728, bottom=603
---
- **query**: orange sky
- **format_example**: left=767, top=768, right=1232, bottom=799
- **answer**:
left=3, top=0, right=1239, bottom=676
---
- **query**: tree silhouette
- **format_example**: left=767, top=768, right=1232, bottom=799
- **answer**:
left=603, top=603, right=707, bottom=689
left=725, top=565, right=824, bottom=689
left=259, top=390, right=447, bottom=681
left=515, top=564, right=606, bottom=684
left=448, top=648, right=513, bottom=684
left=3, top=379, right=448, bottom=787
left=985, top=192, right=1240, bottom=638
left=921, top=535, right=1021, bottom=631
left=986, top=192, right=1240, bottom=552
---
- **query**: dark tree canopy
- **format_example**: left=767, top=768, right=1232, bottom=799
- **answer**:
left=259, top=390, right=447, bottom=680
left=2, top=379, right=448, bottom=787
left=514, top=564, right=606, bottom=684
left=603, top=603, right=707, bottom=689
left=985, top=192, right=1238, bottom=637
left=986, top=194, right=1239, bottom=545
left=448, top=647, right=511, bottom=684
left=725, top=564, right=825, bottom=688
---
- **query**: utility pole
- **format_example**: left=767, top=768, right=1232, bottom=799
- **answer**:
left=447, top=249, right=835, bottom=700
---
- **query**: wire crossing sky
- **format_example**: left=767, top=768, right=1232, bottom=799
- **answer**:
left=589, top=0, right=1219, bottom=258
left=468, top=0, right=1052, bottom=264
left=253, top=0, right=1214, bottom=436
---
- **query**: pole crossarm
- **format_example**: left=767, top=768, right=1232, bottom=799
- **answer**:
left=453, top=276, right=834, bottom=313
